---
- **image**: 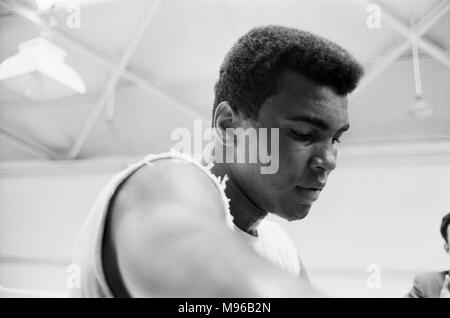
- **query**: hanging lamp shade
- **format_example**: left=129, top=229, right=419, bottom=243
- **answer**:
left=0, top=37, right=86, bottom=101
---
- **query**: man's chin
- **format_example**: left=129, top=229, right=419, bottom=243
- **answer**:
left=276, top=204, right=311, bottom=222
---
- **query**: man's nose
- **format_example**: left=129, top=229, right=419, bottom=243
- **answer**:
left=309, top=142, right=337, bottom=173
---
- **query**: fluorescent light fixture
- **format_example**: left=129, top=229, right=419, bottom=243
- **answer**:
left=35, top=0, right=111, bottom=10
left=0, top=37, right=86, bottom=101
left=35, top=0, right=55, bottom=11
left=409, top=97, right=434, bottom=119
left=408, top=17, right=433, bottom=119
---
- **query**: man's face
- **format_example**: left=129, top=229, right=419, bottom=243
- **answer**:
left=233, top=70, right=349, bottom=221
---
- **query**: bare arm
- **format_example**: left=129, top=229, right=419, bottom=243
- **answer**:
left=108, top=158, right=316, bottom=297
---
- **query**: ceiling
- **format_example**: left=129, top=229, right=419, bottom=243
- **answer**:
left=0, top=0, right=449, bottom=161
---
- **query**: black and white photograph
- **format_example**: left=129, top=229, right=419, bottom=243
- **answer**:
left=0, top=0, right=449, bottom=301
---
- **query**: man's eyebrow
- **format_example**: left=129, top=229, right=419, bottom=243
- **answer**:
left=285, top=115, right=350, bottom=133
left=285, top=115, right=330, bottom=130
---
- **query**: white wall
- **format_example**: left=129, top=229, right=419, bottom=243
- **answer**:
left=0, top=158, right=122, bottom=297
left=1, top=144, right=449, bottom=297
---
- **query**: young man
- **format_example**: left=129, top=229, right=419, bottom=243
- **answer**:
left=407, top=212, right=450, bottom=298
left=71, top=26, right=363, bottom=297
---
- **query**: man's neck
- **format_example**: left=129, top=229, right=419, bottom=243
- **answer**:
left=211, top=163, right=268, bottom=237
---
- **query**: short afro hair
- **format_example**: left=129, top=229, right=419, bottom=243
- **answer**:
left=440, top=212, right=450, bottom=243
left=213, top=25, right=364, bottom=120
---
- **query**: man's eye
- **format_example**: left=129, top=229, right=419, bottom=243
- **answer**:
left=289, top=130, right=312, bottom=141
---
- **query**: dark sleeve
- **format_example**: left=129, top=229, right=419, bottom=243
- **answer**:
left=407, top=276, right=425, bottom=298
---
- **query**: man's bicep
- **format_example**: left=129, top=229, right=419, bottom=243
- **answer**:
left=109, top=160, right=233, bottom=296
left=114, top=202, right=224, bottom=297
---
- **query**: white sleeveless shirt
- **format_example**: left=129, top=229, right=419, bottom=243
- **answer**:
left=70, top=151, right=304, bottom=297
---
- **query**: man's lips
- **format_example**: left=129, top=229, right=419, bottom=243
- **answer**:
left=295, top=186, right=323, bottom=202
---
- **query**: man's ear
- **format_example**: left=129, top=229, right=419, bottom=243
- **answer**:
left=213, top=101, right=240, bottom=146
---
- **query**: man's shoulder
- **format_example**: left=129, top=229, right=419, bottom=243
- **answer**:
left=407, top=271, right=446, bottom=298
left=415, top=271, right=447, bottom=285
left=102, top=155, right=233, bottom=296
left=115, top=155, right=226, bottom=213
left=409, top=271, right=447, bottom=298
left=106, top=155, right=231, bottom=257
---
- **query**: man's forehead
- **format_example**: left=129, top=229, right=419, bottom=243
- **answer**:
left=275, top=88, right=348, bottom=129
left=257, top=70, right=349, bottom=127
left=275, top=70, right=342, bottom=98
left=275, top=71, right=347, bottom=112
left=282, top=95, right=348, bottom=118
